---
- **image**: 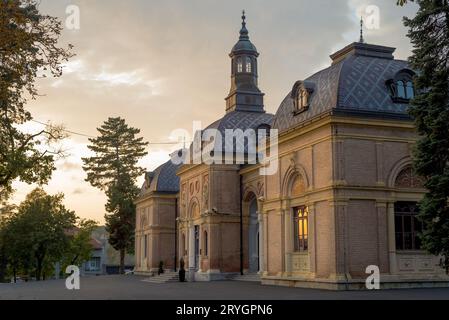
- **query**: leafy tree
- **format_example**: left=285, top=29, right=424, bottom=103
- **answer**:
left=0, top=0, right=73, bottom=200
left=61, top=219, right=98, bottom=271
left=82, top=117, right=148, bottom=273
left=400, top=0, right=449, bottom=270
left=5, top=188, right=77, bottom=280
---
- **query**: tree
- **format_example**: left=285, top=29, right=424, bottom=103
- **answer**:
left=61, top=219, right=98, bottom=271
left=400, top=0, right=449, bottom=270
left=0, top=0, right=73, bottom=200
left=5, top=188, right=77, bottom=280
left=82, top=117, right=148, bottom=273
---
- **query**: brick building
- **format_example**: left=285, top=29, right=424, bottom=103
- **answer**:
left=134, top=13, right=449, bottom=289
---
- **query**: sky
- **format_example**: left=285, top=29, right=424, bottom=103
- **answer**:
left=10, top=0, right=418, bottom=224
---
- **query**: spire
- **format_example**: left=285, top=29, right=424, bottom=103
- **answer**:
left=359, top=16, right=364, bottom=43
left=239, top=10, right=249, bottom=40
left=226, top=11, right=264, bottom=113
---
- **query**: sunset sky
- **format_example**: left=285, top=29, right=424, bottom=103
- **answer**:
left=11, top=0, right=418, bottom=223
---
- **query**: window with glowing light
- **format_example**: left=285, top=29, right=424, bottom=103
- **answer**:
left=237, top=58, right=243, bottom=73
left=293, top=206, right=308, bottom=252
left=245, top=57, right=252, bottom=73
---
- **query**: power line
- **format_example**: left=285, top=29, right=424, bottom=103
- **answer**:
left=30, top=119, right=189, bottom=146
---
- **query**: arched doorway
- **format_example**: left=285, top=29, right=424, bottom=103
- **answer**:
left=248, top=197, right=259, bottom=274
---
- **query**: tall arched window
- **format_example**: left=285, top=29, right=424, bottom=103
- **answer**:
left=394, top=166, right=425, bottom=251
left=293, top=206, right=308, bottom=252
left=237, top=57, right=243, bottom=73
left=245, top=57, right=252, bottom=73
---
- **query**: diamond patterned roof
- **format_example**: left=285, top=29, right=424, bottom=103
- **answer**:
left=139, top=160, right=181, bottom=196
left=273, top=43, right=412, bottom=133
left=201, top=110, right=274, bottom=154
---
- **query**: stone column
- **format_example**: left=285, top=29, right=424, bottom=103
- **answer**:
left=188, top=223, right=196, bottom=281
left=263, top=212, right=269, bottom=276
left=258, top=212, right=264, bottom=274
left=308, top=204, right=316, bottom=275
left=283, top=203, right=293, bottom=277
left=387, top=202, right=397, bottom=275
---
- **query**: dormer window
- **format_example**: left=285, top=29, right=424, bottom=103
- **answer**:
left=387, top=69, right=416, bottom=103
left=245, top=57, right=252, bottom=73
left=237, top=57, right=243, bottom=73
left=291, top=80, right=314, bottom=115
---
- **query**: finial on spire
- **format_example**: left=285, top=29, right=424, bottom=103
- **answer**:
left=239, top=9, right=249, bottom=40
left=359, top=16, right=364, bottom=43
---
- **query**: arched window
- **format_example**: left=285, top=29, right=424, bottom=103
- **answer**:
left=203, top=230, right=208, bottom=257
left=406, top=81, right=415, bottom=99
left=293, top=206, right=308, bottom=252
left=245, top=57, right=252, bottom=73
left=237, top=58, right=243, bottom=73
left=397, top=80, right=406, bottom=99
left=291, top=81, right=314, bottom=115
left=395, top=166, right=425, bottom=189
left=387, top=70, right=416, bottom=103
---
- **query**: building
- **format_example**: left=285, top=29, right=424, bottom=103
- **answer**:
left=82, top=227, right=135, bottom=275
left=134, top=13, right=449, bottom=289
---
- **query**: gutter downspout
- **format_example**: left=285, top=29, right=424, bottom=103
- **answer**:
left=240, top=175, right=244, bottom=276
left=174, top=197, right=178, bottom=272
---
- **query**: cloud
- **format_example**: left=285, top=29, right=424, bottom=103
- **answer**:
left=21, top=0, right=416, bottom=223
left=73, top=188, right=84, bottom=195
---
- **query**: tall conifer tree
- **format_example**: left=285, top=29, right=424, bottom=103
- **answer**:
left=400, top=0, right=449, bottom=270
left=83, top=117, right=148, bottom=273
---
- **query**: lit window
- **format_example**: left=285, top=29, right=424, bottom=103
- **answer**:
left=237, top=58, right=243, bottom=73
left=293, top=206, right=308, bottom=252
left=246, top=57, right=252, bottom=73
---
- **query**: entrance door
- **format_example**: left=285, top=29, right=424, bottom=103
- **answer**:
left=248, top=199, right=259, bottom=274
left=194, top=225, right=200, bottom=271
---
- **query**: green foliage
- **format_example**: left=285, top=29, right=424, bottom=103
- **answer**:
left=0, top=189, right=97, bottom=282
left=83, top=117, right=148, bottom=273
left=61, top=219, right=99, bottom=272
left=401, top=0, right=449, bottom=270
left=0, top=0, right=73, bottom=200
left=3, top=189, right=77, bottom=280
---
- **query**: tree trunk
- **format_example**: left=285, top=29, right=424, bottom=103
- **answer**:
left=13, top=265, right=16, bottom=283
left=120, top=248, right=125, bottom=274
left=36, top=258, right=42, bottom=281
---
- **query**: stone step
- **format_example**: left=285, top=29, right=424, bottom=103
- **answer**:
left=231, top=274, right=261, bottom=282
left=141, top=272, right=180, bottom=284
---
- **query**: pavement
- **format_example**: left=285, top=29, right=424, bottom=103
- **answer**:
left=1, top=275, right=449, bottom=300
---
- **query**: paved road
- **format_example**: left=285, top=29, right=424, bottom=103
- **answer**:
left=1, top=275, right=449, bottom=300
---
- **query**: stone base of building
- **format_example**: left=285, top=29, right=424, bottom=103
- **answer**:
left=262, top=274, right=449, bottom=291
left=134, top=268, right=174, bottom=276
left=193, top=271, right=239, bottom=282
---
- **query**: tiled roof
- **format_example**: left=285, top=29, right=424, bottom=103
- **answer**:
left=139, top=160, right=181, bottom=196
left=273, top=42, right=412, bottom=133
